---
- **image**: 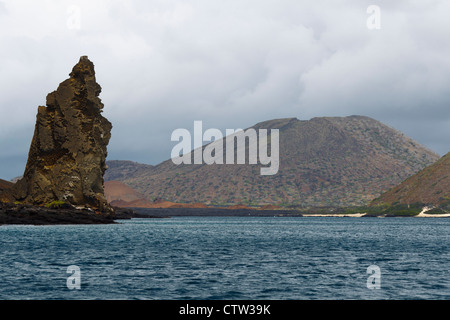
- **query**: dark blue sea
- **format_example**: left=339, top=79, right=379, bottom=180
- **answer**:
left=0, top=217, right=448, bottom=300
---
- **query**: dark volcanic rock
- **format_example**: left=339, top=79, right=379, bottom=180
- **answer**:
left=131, top=207, right=303, bottom=217
left=0, top=202, right=116, bottom=225
left=1, top=56, right=112, bottom=212
left=0, top=202, right=160, bottom=225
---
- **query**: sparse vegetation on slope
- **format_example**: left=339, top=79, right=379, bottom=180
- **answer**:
left=106, top=116, right=439, bottom=207
left=372, top=152, right=450, bottom=206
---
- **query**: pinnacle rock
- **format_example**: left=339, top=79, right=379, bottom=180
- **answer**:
left=2, top=56, right=113, bottom=212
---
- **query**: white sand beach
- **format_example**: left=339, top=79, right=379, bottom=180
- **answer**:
left=301, top=213, right=366, bottom=217
left=415, top=207, right=450, bottom=218
left=301, top=208, right=450, bottom=218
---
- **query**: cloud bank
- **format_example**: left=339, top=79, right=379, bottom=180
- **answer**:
left=0, top=0, right=449, bottom=179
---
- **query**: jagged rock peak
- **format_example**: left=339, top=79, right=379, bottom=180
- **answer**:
left=1, top=56, right=113, bottom=212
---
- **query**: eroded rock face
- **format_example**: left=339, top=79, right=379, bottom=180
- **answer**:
left=2, top=56, right=112, bottom=212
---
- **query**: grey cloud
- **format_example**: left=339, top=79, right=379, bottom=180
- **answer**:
left=0, top=0, right=449, bottom=180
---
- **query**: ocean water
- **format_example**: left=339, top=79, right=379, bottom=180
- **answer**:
left=0, top=216, right=448, bottom=300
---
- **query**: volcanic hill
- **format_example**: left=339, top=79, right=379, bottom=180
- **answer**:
left=372, top=152, right=449, bottom=206
left=106, top=116, right=440, bottom=207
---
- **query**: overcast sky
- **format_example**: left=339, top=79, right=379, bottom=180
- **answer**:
left=0, top=0, right=449, bottom=180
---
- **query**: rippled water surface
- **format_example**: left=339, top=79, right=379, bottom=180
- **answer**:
left=0, top=217, right=448, bottom=300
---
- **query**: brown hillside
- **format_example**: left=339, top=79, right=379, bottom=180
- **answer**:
left=226, top=204, right=253, bottom=210
left=104, top=161, right=154, bottom=182
left=110, top=198, right=155, bottom=208
left=106, top=116, right=439, bottom=207
left=168, top=203, right=210, bottom=208
left=372, top=152, right=450, bottom=206
left=0, top=179, right=14, bottom=193
left=104, top=181, right=148, bottom=203
left=259, top=204, right=283, bottom=210
left=104, top=181, right=208, bottom=208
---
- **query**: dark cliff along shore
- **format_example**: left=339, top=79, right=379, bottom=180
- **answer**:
left=132, top=207, right=304, bottom=217
left=0, top=202, right=153, bottom=226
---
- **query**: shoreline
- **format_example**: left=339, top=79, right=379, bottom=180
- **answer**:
left=132, top=207, right=449, bottom=218
left=132, top=207, right=304, bottom=217
left=301, top=213, right=366, bottom=217
left=1, top=204, right=448, bottom=226
left=415, top=212, right=450, bottom=218
left=414, top=206, right=450, bottom=218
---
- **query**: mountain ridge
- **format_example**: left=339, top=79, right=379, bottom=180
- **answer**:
left=105, top=115, right=439, bottom=207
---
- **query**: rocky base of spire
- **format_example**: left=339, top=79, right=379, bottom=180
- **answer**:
left=0, top=202, right=155, bottom=225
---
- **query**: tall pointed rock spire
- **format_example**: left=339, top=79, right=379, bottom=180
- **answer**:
left=2, top=56, right=113, bottom=212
